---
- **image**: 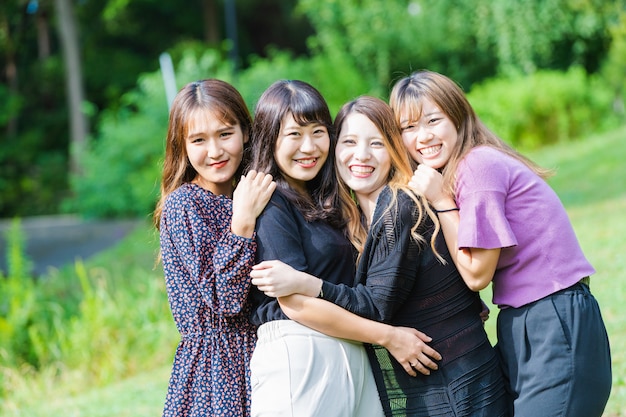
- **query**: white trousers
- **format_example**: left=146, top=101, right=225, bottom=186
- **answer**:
left=250, top=320, right=385, bottom=417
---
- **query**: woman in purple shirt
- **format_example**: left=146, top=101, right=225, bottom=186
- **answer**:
left=392, top=70, right=612, bottom=417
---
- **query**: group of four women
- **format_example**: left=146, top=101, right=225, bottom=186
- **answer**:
left=153, top=71, right=612, bottom=417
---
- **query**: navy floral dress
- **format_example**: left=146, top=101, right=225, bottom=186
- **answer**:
left=160, top=183, right=258, bottom=417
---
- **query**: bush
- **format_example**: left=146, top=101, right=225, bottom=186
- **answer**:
left=0, top=221, right=175, bottom=402
left=237, top=48, right=373, bottom=116
left=63, top=46, right=236, bottom=218
left=467, top=67, right=622, bottom=148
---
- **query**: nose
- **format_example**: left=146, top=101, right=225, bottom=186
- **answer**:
left=300, top=134, right=316, bottom=153
left=416, top=125, right=433, bottom=143
left=353, top=142, right=371, bottom=161
left=206, top=139, right=224, bottom=158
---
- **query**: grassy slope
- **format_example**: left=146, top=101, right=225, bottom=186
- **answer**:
left=6, top=125, right=626, bottom=416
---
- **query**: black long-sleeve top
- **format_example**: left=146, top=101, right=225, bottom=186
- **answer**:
left=249, top=189, right=357, bottom=326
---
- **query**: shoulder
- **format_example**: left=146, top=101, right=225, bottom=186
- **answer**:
left=257, top=189, right=300, bottom=226
left=461, top=146, right=504, bottom=168
left=458, top=146, right=515, bottom=181
left=376, top=187, right=420, bottom=224
left=164, top=183, right=226, bottom=216
left=164, top=184, right=194, bottom=211
left=262, top=189, right=295, bottom=215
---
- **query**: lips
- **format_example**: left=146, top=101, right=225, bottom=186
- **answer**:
left=350, top=165, right=374, bottom=173
left=210, top=160, right=228, bottom=168
left=419, top=145, right=442, bottom=156
left=349, top=165, right=374, bottom=177
left=295, top=157, right=319, bottom=168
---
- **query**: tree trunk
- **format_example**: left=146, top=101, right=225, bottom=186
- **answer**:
left=202, top=0, right=219, bottom=44
left=54, top=0, right=88, bottom=175
left=36, top=8, right=51, bottom=60
left=1, top=11, right=18, bottom=138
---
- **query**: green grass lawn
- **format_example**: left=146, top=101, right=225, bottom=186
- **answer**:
left=3, top=125, right=625, bottom=416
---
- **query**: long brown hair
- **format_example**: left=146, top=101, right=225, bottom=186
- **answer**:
left=334, top=96, right=441, bottom=261
left=390, top=70, right=553, bottom=199
left=248, top=79, right=344, bottom=228
left=153, top=79, right=252, bottom=230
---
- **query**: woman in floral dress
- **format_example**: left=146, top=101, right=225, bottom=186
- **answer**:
left=153, top=79, right=275, bottom=417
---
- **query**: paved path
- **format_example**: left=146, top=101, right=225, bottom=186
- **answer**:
left=0, top=215, right=141, bottom=276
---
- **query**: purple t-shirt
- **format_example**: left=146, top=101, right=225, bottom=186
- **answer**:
left=456, top=146, right=595, bottom=308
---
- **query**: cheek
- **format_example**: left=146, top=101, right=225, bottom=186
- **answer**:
left=402, top=137, right=421, bottom=163
left=320, top=137, right=331, bottom=157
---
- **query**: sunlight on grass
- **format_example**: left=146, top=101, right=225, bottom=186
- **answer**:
left=1, top=366, right=171, bottom=417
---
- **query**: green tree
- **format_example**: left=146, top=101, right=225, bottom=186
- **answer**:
left=475, top=0, right=615, bottom=76
left=297, top=0, right=619, bottom=91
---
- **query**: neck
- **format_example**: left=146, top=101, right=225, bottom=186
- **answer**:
left=193, top=177, right=233, bottom=197
left=355, top=186, right=385, bottom=228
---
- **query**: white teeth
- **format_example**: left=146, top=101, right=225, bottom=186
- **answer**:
left=420, top=145, right=441, bottom=155
left=350, top=166, right=374, bottom=174
left=296, top=158, right=317, bottom=164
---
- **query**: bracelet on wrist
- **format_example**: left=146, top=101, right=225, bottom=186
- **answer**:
left=435, top=207, right=459, bottom=213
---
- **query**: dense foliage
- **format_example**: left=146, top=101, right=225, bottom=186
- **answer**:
left=1, top=0, right=625, bottom=218
left=0, top=219, right=175, bottom=400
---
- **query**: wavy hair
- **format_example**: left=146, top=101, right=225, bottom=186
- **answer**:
left=153, top=79, right=252, bottom=230
left=334, top=96, right=441, bottom=262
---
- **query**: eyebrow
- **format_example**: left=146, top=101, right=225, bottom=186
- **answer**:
left=187, top=125, right=234, bottom=138
left=401, top=110, right=441, bottom=124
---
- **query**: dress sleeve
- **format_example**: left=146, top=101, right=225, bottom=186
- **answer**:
left=320, top=190, right=421, bottom=323
left=161, top=192, right=256, bottom=316
left=456, top=149, right=517, bottom=250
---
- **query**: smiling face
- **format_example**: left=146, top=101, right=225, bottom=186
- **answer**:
left=185, top=109, right=246, bottom=195
left=274, top=112, right=330, bottom=194
left=399, top=97, right=458, bottom=170
left=335, top=112, right=391, bottom=206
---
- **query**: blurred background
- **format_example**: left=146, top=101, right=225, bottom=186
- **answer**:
left=1, top=0, right=625, bottom=415
left=1, top=0, right=625, bottom=219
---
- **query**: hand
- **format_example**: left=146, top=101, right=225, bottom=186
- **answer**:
left=408, top=165, right=450, bottom=207
left=383, top=326, right=441, bottom=377
left=231, top=170, right=276, bottom=237
left=251, top=260, right=321, bottom=298
left=233, top=170, right=276, bottom=219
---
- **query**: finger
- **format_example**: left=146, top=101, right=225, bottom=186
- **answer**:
left=250, top=277, right=264, bottom=285
left=411, top=360, right=431, bottom=376
left=261, top=173, right=274, bottom=185
left=422, top=346, right=442, bottom=361
left=252, top=261, right=273, bottom=270
left=400, top=361, right=417, bottom=377
left=418, top=355, right=439, bottom=371
left=413, top=330, right=432, bottom=342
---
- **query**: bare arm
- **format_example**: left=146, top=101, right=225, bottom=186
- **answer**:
left=409, top=165, right=499, bottom=291
left=251, top=261, right=442, bottom=376
left=277, top=294, right=442, bottom=377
